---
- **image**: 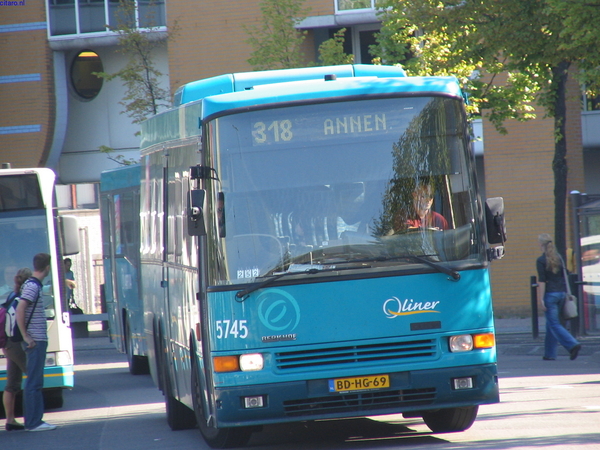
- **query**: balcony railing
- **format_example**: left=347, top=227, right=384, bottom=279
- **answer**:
left=47, top=0, right=165, bottom=37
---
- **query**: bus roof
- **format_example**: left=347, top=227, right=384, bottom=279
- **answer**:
left=100, top=164, right=140, bottom=192
left=201, top=75, right=463, bottom=121
left=174, top=64, right=407, bottom=106
left=141, top=67, right=462, bottom=152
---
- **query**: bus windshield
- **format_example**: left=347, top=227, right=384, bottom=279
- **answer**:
left=206, top=96, right=483, bottom=285
left=0, top=173, right=57, bottom=315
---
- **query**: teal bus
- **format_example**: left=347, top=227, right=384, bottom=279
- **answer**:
left=100, top=164, right=149, bottom=375
left=139, top=65, right=506, bottom=448
left=0, top=166, right=80, bottom=409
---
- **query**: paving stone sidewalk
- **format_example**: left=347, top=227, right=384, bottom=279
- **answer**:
left=495, top=317, right=600, bottom=359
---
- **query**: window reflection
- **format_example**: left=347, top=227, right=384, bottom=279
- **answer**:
left=48, top=0, right=166, bottom=37
left=207, top=96, right=481, bottom=284
left=337, top=0, right=384, bottom=12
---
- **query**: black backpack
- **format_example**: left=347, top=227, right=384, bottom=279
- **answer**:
left=0, top=277, right=43, bottom=346
left=0, top=295, right=13, bottom=348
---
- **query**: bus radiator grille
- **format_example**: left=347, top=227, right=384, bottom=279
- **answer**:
left=275, top=339, right=437, bottom=371
left=283, top=388, right=436, bottom=417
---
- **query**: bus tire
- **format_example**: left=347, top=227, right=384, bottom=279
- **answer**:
left=422, top=405, right=478, bottom=433
left=192, top=360, right=252, bottom=448
left=126, top=318, right=150, bottom=375
left=163, top=356, right=196, bottom=430
left=43, top=388, right=64, bottom=410
left=154, top=320, right=165, bottom=392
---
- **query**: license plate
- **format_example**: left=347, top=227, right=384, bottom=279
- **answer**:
left=328, top=374, right=390, bottom=393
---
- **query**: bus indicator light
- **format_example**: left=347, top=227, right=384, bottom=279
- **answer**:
left=473, top=333, right=495, bottom=349
left=213, top=356, right=240, bottom=373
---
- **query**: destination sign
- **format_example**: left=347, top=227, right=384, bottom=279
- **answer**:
left=240, top=98, right=433, bottom=147
left=252, top=113, right=391, bottom=145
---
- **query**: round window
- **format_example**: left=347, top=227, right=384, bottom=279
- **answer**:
left=71, top=50, right=103, bottom=100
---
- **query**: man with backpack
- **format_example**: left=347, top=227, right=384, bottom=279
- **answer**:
left=1, top=267, right=30, bottom=431
left=15, top=253, right=56, bottom=432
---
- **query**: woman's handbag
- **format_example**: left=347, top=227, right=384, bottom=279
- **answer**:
left=563, top=294, right=578, bottom=320
left=560, top=258, right=578, bottom=319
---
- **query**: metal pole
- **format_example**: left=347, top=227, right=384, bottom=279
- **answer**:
left=570, top=190, right=584, bottom=336
left=531, top=275, right=539, bottom=339
left=568, top=273, right=580, bottom=338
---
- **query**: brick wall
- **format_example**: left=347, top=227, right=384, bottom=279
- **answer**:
left=483, top=71, right=585, bottom=316
left=0, top=2, right=54, bottom=167
left=165, top=0, right=334, bottom=94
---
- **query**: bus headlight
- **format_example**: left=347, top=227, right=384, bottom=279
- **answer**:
left=45, top=353, right=56, bottom=367
left=45, top=351, right=73, bottom=367
left=239, top=353, right=263, bottom=371
left=214, top=353, right=264, bottom=373
left=449, top=333, right=495, bottom=352
left=449, top=335, right=473, bottom=352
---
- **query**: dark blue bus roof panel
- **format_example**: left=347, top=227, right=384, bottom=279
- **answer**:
left=201, top=76, right=463, bottom=121
left=175, top=64, right=407, bottom=106
left=100, top=164, right=140, bottom=192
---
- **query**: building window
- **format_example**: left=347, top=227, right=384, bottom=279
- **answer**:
left=56, top=183, right=99, bottom=210
left=583, top=93, right=600, bottom=112
left=336, top=0, right=385, bottom=12
left=48, top=0, right=166, bottom=37
left=71, top=50, right=103, bottom=100
left=319, top=25, right=379, bottom=64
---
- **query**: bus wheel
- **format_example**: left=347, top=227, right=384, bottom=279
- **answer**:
left=43, top=388, right=64, bottom=410
left=422, top=406, right=478, bottom=433
left=154, top=321, right=165, bottom=392
left=125, top=319, right=150, bottom=375
left=192, top=361, right=252, bottom=448
left=163, top=355, right=196, bottom=430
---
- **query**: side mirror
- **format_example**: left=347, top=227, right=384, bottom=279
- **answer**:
left=485, top=197, right=506, bottom=260
left=187, top=189, right=206, bottom=236
left=217, top=192, right=226, bottom=238
left=60, top=215, right=80, bottom=256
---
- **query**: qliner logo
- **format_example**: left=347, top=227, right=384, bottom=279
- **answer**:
left=383, top=296, right=441, bottom=318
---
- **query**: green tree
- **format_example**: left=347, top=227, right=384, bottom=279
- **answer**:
left=245, top=0, right=311, bottom=70
left=94, top=0, right=172, bottom=164
left=318, top=28, right=354, bottom=66
left=373, top=0, right=600, bottom=257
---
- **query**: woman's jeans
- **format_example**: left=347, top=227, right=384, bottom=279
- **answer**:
left=22, top=340, right=48, bottom=429
left=543, top=292, right=579, bottom=359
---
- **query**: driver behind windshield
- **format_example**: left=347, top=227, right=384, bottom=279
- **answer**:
left=389, top=178, right=448, bottom=234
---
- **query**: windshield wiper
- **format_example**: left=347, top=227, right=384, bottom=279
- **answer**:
left=235, top=266, right=359, bottom=300
left=408, top=255, right=460, bottom=281
left=345, top=254, right=460, bottom=281
left=235, top=253, right=459, bottom=301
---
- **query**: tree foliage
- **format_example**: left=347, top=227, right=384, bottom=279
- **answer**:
left=373, top=0, right=600, bottom=256
left=318, top=29, right=355, bottom=66
left=96, top=0, right=170, bottom=126
left=245, top=0, right=312, bottom=70
left=94, top=0, right=172, bottom=164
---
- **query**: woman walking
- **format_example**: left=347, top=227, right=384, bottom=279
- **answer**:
left=2, top=267, right=31, bottom=431
left=536, top=234, right=581, bottom=361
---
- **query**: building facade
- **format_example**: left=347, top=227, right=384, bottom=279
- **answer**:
left=1, top=0, right=600, bottom=318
